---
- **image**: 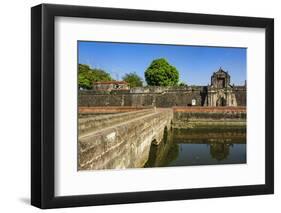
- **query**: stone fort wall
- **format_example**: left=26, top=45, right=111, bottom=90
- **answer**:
left=79, top=86, right=246, bottom=107
left=233, top=87, right=247, bottom=106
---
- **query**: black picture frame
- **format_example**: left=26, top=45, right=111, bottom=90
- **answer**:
left=31, top=3, right=274, bottom=209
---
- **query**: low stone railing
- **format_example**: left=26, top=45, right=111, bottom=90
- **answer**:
left=79, top=106, right=151, bottom=114
left=78, top=108, right=173, bottom=170
left=173, top=106, right=246, bottom=112
left=79, top=108, right=156, bottom=137
left=172, top=106, right=246, bottom=129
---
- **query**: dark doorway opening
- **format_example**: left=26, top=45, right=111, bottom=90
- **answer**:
left=216, top=97, right=226, bottom=106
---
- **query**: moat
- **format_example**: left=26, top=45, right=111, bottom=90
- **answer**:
left=144, top=127, right=246, bottom=168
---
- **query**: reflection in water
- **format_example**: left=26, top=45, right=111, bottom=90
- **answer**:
left=144, top=127, right=246, bottom=168
left=210, top=143, right=231, bottom=161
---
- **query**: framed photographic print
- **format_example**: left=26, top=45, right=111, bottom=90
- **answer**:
left=31, top=3, right=274, bottom=209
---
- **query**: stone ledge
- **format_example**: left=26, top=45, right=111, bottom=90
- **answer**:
left=78, top=109, right=173, bottom=170
left=79, top=108, right=156, bottom=136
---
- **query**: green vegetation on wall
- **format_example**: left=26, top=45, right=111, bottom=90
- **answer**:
left=78, top=64, right=113, bottom=89
left=122, top=72, right=143, bottom=87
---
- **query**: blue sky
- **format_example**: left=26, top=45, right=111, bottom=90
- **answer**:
left=78, top=41, right=246, bottom=86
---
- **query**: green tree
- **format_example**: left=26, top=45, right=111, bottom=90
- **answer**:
left=78, top=64, right=113, bottom=89
left=122, top=72, right=143, bottom=87
left=178, top=82, right=188, bottom=86
left=78, top=64, right=92, bottom=89
left=144, top=58, right=179, bottom=86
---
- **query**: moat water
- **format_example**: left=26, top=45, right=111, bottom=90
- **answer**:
left=144, top=127, right=246, bottom=168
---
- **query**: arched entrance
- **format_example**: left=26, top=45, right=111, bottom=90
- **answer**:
left=216, top=97, right=226, bottom=106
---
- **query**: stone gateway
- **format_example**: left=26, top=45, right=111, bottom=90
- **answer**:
left=204, top=68, right=238, bottom=106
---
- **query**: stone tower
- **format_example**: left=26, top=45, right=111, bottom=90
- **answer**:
left=204, top=68, right=237, bottom=106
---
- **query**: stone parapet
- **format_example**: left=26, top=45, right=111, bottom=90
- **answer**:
left=172, top=106, right=246, bottom=129
left=79, top=108, right=156, bottom=137
left=78, top=108, right=173, bottom=170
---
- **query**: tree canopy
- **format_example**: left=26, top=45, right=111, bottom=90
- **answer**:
left=78, top=64, right=113, bottom=89
left=178, top=82, right=188, bottom=87
left=144, top=58, right=179, bottom=86
left=122, top=72, right=143, bottom=87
